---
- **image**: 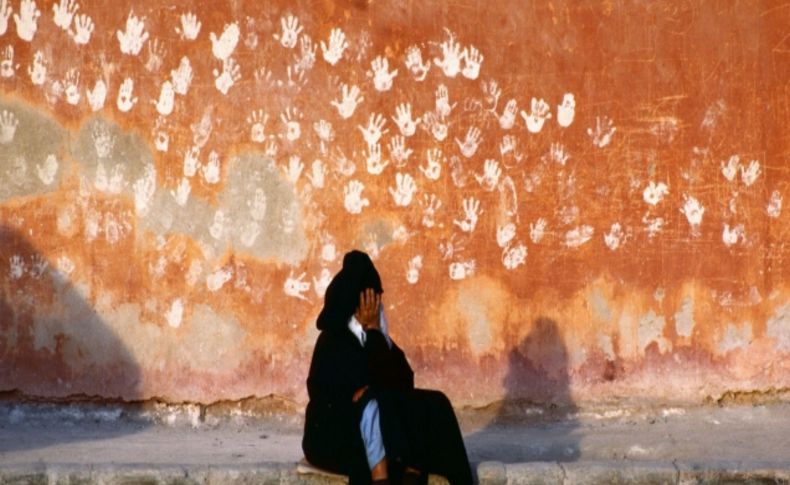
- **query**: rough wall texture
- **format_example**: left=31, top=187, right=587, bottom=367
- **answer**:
left=1, top=0, right=789, bottom=407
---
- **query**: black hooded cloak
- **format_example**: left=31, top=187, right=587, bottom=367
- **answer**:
left=302, top=250, right=472, bottom=485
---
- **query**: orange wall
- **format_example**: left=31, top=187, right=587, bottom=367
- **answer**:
left=1, top=0, right=789, bottom=406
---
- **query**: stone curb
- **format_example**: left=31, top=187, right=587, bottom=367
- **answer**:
left=1, top=461, right=790, bottom=484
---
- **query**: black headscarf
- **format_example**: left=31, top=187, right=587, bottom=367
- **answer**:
left=316, top=250, right=383, bottom=331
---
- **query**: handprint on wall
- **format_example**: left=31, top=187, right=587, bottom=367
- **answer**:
left=117, top=12, right=148, bottom=56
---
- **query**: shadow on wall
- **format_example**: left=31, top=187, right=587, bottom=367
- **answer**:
left=0, top=225, right=148, bottom=452
left=465, top=318, right=580, bottom=464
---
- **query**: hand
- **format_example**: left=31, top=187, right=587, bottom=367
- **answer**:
left=355, top=288, right=381, bottom=330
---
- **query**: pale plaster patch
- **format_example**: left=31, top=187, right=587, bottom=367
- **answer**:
left=674, top=296, right=695, bottom=338
left=766, top=301, right=790, bottom=352
left=638, top=310, right=671, bottom=354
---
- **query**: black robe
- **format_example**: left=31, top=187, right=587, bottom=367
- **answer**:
left=302, top=252, right=472, bottom=485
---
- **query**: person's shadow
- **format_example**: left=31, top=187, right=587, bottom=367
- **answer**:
left=0, top=225, right=148, bottom=453
left=465, top=317, right=580, bottom=465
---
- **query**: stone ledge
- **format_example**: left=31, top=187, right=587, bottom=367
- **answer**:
left=2, top=461, right=790, bottom=484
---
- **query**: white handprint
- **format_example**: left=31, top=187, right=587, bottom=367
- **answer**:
left=404, top=45, right=430, bottom=81
left=331, top=83, right=363, bottom=119
left=284, top=271, right=310, bottom=301
left=239, top=220, right=260, bottom=247
left=604, top=223, right=624, bottom=251
left=498, top=99, right=518, bottom=129
left=92, top=123, right=114, bottom=158
left=434, top=31, right=462, bottom=78
left=520, top=97, right=552, bottom=133
left=170, top=56, right=193, bottom=95
left=201, top=151, right=220, bottom=184
left=182, top=146, right=199, bottom=176
left=392, top=103, right=418, bottom=137
left=420, top=148, right=443, bottom=181
left=313, top=268, right=332, bottom=297
left=0, top=110, right=18, bottom=144
left=435, top=84, right=456, bottom=117
left=343, top=180, right=369, bottom=214
left=642, top=181, right=669, bottom=206
left=0, top=45, right=17, bottom=78
left=175, top=12, right=201, bottom=40
left=171, top=177, right=191, bottom=206
left=449, top=260, right=475, bottom=281
left=69, top=13, right=92, bottom=45
left=461, top=45, right=483, bottom=80
left=497, top=222, right=516, bottom=248
left=36, top=153, right=58, bottom=185
left=206, top=267, right=233, bottom=292
left=152, top=80, right=174, bottom=116
left=0, top=0, right=11, bottom=36
left=388, top=135, right=412, bottom=167
left=280, top=107, right=302, bottom=141
left=209, top=210, right=227, bottom=240
left=24, top=50, right=46, bottom=85
left=449, top=155, right=468, bottom=188
left=401, top=255, right=424, bottom=285
left=546, top=143, right=569, bottom=166
left=482, top=79, right=502, bottom=110
left=86, top=78, right=106, bottom=111
left=213, top=57, right=241, bottom=95
left=152, top=116, right=169, bottom=152
left=52, top=0, right=77, bottom=30
left=475, top=159, right=502, bottom=191
left=389, top=172, right=417, bottom=207
left=321, top=28, right=348, bottom=65
left=740, top=159, right=760, bottom=186
left=116, top=12, right=148, bottom=56
left=133, top=163, right=156, bottom=216
left=455, top=126, right=482, bottom=158
left=453, top=197, right=481, bottom=233
left=767, top=190, right=783, bottom=218
left=307, top=159, right=326, bottom=188
left=264, top=140, right=278, bottom=158
left=565, top=225, right=594, bottom=248
left=283, top=155, right=303, bottom=184
left=144, top=38, right=166, bottom=72
left=680, top=194, right=705, bottom=231
left=721, top=155, right=739, bottom=182
left=557, top=93, right=575, bottom=128
left=9, top=255, right=25, bottom=279
left=273, top=15, right=302, bottom=49
left=247, top=110, right=268, bottom=143
left=332, top=148, right=355, bottom=177
left=14, top=0, right=40, bottom=41
left=313, top=119, right=334, bottom=153
left=529, top=218, right=546, bottom=244
left=722, top=223, right=745, bottom=247
left=116, top=77, right=137, bottom=112
left=358, top=113, right=387, bottom=146
left=502, top=243, right=527, bottom=270
left=365, top=142, right=388, bottom=175
left=63, top=68, right=80, bottom=105
left=294, top=35, right=317, bottom=72
left=421, top=193, right=442, bottom=228
left=499, top=135, right=517, bottom=157
left=587, top=116, right=617, bottom=148
left=210, top=22, right=239, bottom=61
left=368, top=55, right=398, bottom=92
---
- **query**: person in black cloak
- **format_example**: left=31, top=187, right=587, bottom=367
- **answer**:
left=303, top=250, right=473, bottom=485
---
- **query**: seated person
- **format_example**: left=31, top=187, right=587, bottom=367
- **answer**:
left=303, top=250, right=472, bottom=485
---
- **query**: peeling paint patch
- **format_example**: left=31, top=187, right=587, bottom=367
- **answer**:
left=718, top=322, right=752, bottom=353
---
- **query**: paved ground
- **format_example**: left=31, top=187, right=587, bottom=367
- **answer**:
left=2, top=401, right=790, bottom=483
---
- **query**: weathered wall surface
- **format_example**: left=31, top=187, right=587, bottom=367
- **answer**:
left=1, top=0, right=789, bottom=407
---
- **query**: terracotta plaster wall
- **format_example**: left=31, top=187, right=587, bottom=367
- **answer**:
left=1, top=0, right=790, bottom=407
